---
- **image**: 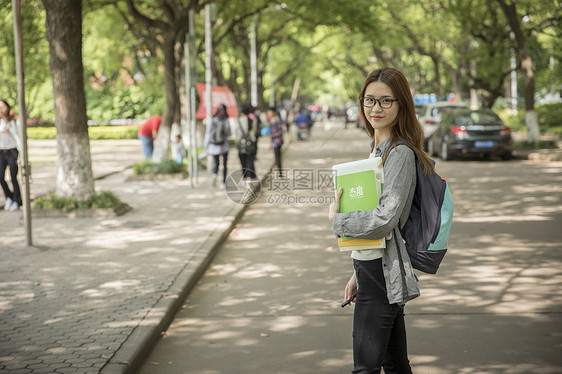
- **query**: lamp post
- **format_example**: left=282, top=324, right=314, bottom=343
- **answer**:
left=250, top=16, right=258, bottom=107
left=250, top=3, right=287, bottom=108
left=185, top=9, right=197, bottom=187
left=510, top=32, right=518, bottom=115
left=205, top=4, right=213, bottom=172
left=269, top=52, right=275, bottom=107
left=12, top=0, right=32, bottom=246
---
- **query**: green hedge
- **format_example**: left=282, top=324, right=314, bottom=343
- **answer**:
left=537, top=103, right=562, bottom=135
left=27, top=125, right=140, bottom=140
left=498, top=102, right=562, bottom=135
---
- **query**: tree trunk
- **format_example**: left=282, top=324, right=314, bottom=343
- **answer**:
left=496, top=0, right=540, bottom=144
left=450, top=68, right=464, bottom=102
left=432, top=57, right=441, bottom=99
left=42, top=0, right=95, bottom=197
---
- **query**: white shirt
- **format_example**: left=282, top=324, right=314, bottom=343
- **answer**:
left=0, top=118, right=19, bottom=150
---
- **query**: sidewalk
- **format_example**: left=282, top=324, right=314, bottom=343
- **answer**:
left=0, top=135, right=280, bottom=374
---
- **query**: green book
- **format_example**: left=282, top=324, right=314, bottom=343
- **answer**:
left=332, top=157, right=385, bottom=250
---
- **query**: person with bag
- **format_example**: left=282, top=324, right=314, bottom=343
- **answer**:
left=249, top=106, right=262, bottom=161
left=235, top=104, right=257, bottom=187
left=0, top=99, right=22, bottom=211
left=205, top=103, right=231, bottom=190
left=328, top=68, right=436, bottom=373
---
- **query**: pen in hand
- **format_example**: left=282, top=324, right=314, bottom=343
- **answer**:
left=341, top=294, right=357, bottom=308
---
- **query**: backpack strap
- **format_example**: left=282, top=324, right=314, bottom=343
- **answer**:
left=371, top=139, right=414, bottom=161
left=382, top=140, right=414, bottom=165
left=237, top=118, right=249, bottom=138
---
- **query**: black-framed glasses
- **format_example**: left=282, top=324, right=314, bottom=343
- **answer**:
left=361, top=97, right=398, bottom=109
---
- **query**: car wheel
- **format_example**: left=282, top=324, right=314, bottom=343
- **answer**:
left=441, top=141, right=451, bottom=161
left=502, top=151, right=513, bottom=160
left=428, top=138, right=435, bottom=156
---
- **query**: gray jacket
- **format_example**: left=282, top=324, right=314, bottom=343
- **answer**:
left=332, top=138, right=420, bottom=305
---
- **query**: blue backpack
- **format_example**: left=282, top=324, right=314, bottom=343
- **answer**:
left=383, top=141, right=454, bottom=274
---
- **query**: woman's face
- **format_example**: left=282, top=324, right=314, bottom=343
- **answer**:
left=363, top=81, right=399, bottom=136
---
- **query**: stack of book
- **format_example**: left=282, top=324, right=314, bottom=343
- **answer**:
left=332, top=157, right=385, bottom=251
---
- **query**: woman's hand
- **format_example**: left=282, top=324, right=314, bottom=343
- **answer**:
left=344, top=271, right=357, bottom=303
left=328, top=187, right=343, bottom=221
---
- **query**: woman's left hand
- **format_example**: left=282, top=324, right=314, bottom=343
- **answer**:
left=328, top=187, right=343, bottom=221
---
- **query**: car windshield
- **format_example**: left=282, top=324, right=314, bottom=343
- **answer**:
left=430, top=106, right=462, bottom=119
left=452, top=110, right=503, bottom=126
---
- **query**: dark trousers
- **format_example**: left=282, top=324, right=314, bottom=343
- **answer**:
left=273, top=146, right=282, bottom=174
left=212, top=152, right=228, bottom=183
left=0, top=148, right=22, bottom=206
left=238, top=152, right=256, bottom=179
left=352, top=259, right=412, bottom=374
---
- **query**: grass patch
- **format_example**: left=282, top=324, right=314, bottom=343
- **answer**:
left=132, top=159, right=186, bottom=176
left=32, top=190, right=124, bottom=212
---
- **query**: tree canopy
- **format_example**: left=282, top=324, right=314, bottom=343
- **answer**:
left=0, top=0, right=559, bottom=124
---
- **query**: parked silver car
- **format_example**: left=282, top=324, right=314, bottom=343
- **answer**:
left=427, top=108, right=513, bottom=161
left=418, top=101, right=468, bottom=149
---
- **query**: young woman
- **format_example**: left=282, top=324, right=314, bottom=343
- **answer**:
left=329, top=68, right=434, bottom=373
left=267, top=107, right=284, bottom=177
left=236, top=104, right=257, bottom=186
left=0, top=99, right=21, bottom=211
left=205, top=104, right=231, bottom=190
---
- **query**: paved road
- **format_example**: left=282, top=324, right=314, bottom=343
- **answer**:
left=139, top=125, right=562, bottom=374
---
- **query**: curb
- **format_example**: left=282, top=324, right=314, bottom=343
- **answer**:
left=99, top=201, right=250, bottom=374
left=99, top=154, right=278, bottom=374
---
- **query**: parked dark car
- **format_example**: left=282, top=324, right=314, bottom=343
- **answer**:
left=427, top=108, right=513, bottom=161
left=418, top=101, right=468, bottom=151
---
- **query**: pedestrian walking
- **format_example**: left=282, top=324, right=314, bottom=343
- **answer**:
left=0, top=99, right=21, bottom=211
left=267, top=107, right=284, bottom=177
left=295, top=110, right=310, bottom=141
left=329, top=67, right=435, bottom=373
left=138, top=115, right=162, bottom=159
left=235, top=104, right=257, bottom=186
left=205, top=104, right=231, bottom=190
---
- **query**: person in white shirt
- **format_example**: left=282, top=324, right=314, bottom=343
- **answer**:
left=0, top=99, right=21, bottom=211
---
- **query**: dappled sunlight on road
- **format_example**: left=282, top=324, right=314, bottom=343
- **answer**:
left=409, top=158, right=562, bottom=325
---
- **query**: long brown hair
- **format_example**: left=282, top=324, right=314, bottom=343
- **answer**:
left=358, top=68, right=434, bottom=176
left=0, top=100, right=15, bottom=122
